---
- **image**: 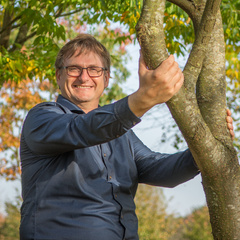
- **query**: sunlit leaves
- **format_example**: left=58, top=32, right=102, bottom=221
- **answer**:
left=164, top=3, right=194, bottom=56
left=0, top=0, right=135, bottom=181
left=0, top=79, right=58, bottom=180
left=222, top=0, right=240, bottom=119
left=135, top=185, right=182, bottom=240
left=100, top=83, right=127, bottom=106
left=181, top=206, right=213, bottom=240
left=0, top=0, right=239, bottom=179
left=222, top=0, right=240, bottom=45
left=0, top=198, right=21, bottom=239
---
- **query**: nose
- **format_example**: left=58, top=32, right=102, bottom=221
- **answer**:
left=78, top=68, right=89, bottom=82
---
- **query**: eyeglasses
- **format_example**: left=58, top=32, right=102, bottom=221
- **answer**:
left=61, top=66, right=107, bottom=78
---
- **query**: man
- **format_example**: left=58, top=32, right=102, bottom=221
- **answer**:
left=20, top=34, right=234, bottom=240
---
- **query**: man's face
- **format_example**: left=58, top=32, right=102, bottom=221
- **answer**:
left=56, top=51, right=109, bottom=112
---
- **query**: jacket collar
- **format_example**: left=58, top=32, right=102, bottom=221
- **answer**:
left=56, top=95, right=85, bottom=114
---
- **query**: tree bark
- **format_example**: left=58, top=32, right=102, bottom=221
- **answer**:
left=0, top=3, right=14, bottom=49
left=136, top=0, right=168, bottom=69
left=136, top=0, right=240, bottom=239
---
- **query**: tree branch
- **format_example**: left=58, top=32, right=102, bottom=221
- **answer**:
left=183, top=0, right=222, bottom=92
left=196, top=11, right=233, bottom=149
left=136, top=0, right=168, bottom=69
left=0, top=6, right=14, bottom=49
left=54, top=7, right=64, bottom=18
left=0, top=15, right=21, bottom=35
left=166, top=0, right=226, bottom=171
left=167, top=0, right=197, bottom=19
left=9, top=31, right=37, bottom=52
left=9, top=23, right=30, bottom=52
left=56, top=7, right=89, bottom=18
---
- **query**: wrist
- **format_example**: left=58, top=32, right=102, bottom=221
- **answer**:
left=128, top=91, right=154, bottom=117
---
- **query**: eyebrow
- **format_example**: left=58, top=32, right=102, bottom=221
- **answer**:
left=66, top=64, right=103, bottom=68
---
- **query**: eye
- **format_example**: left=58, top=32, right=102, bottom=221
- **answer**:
left=68, top=67, right=79, bottom=72
left=89, top=67, right=97, bottom=71
left=90, top=67, right=101, bottom=72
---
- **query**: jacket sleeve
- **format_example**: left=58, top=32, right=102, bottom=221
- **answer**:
left=128, top=131, right=200, bottom=188
left=21, top=97, right=140, bottom=155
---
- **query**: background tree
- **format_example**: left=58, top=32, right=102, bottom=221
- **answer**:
left=0, top=0, right=239, bottom=238
left=180, top=206, right=213, bottom=240
left=0, top=79, right=58, bottom=180
left=0, top=189, right=213, bottom=240
left=0, top=0, right=133, bottom=86
left=135, top=0, right=239, bottom=239
left=1, top=0, right=239, bottom=183
left=135, top=185, right=214, bottom=240
left=135, top=184, right=182, bottom=240
left=0, top=0, right=133, bottom=179
left=0, top=197, right=21, bottom=240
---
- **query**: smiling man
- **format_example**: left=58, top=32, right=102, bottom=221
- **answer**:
left=55, top=48, right=110, bottom=113
left=20, top=34, right=234, bottom=240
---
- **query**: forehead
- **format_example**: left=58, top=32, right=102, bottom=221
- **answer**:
left=64, top=50, right=104, bottom=66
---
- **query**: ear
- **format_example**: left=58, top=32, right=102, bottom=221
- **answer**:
left=104, top=71, right=110, bottom=88
left=56, top=69, right=60, bottom=82
left=56, top=69, right=61, bottom=88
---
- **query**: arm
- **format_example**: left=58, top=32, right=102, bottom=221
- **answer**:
left=128, top=131, right=199, bottom=188
left=131, top=109, right=233, bottom=187
left=22, top=97, right=140, bottom=155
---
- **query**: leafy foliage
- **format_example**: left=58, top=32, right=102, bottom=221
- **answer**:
left=135, top=185, right=182, bottom=240
left=180, top=206, right=213, bottom=240
left=0, top=0, right=134, bottom=86
left=1, top=0, right=239, bottom=180
left=0, top=0, right=134, bottom=180
left=222, top=0, right=240, bottom=155
left=0, top=197, right=21, bottom=240
left=0, top=79, right=58, bottom=180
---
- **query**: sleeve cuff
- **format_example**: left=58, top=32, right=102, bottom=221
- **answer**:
left=114, top=96, right=141, bottom=129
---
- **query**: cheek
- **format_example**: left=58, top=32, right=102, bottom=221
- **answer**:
left=58, top=77, right=70, bottom=93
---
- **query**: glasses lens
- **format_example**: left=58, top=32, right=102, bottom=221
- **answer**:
left=66, top=66, right=104, bottom=77
left=88, top=67, right=103, bottom=77
left=67, top=67, right=81, bottom=77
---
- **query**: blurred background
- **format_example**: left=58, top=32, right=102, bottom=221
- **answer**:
left=0, top=1, right=239, bottom=239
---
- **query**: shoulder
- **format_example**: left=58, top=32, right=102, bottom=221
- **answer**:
left=29, top=101, right=72, bottom=114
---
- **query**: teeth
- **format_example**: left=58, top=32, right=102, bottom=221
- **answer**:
left=75, top=86, right=91, bottom=88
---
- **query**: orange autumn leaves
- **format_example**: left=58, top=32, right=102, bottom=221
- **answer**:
left=0, top=79, right=58, bottom=180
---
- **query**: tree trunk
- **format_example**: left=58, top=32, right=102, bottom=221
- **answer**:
left=0, top=3, right=14, bottom=49
left=136, top=0, right=240, bottom=239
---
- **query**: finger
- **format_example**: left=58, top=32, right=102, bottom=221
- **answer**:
left=227, top=122, right=233, bottom=130
left=226, top=109, right=232, bottom=116
left=167, top=63, right=183, bottom=87
left=138, top=50, right=149, bottom=75
left=165, top=54, right=175, bottom=63
left=157, top=60, right=180, bottom=86
left=173, top=72, right=184, bottom=93
left=226, top=116, right=233, bottom=123
left=160, top=55, right=175, bottom=72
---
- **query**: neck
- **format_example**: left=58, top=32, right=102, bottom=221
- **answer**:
left=76, top=101, right=99, bottom=113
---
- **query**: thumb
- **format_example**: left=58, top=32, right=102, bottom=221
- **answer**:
left=138, top=50, right=148, bottom=75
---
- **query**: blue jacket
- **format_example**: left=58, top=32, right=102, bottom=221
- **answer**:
left=20, top=95, right=199, bottom=240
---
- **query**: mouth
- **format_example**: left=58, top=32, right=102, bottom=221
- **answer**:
left=74, top=85, right=93, bottom=89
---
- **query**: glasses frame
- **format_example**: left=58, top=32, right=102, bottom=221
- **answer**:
left=61, top=66, right=108, bottom=78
